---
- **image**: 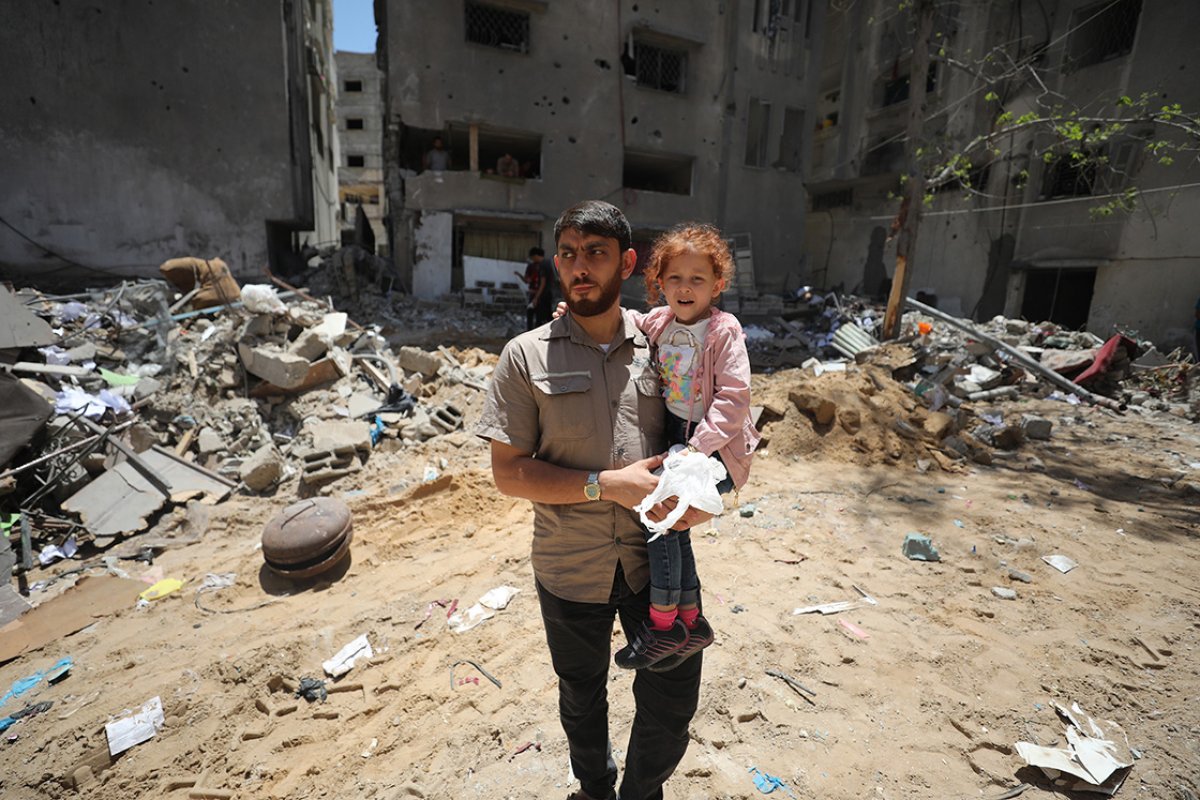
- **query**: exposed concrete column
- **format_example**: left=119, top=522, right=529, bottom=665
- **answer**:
left=469, top=123, right=480, bottom=173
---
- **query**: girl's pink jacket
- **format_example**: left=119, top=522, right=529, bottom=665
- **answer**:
left=634, top=306, right=762, bottom=489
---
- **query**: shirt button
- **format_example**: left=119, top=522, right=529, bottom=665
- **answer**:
left=615, top=537, right=622, bottom=545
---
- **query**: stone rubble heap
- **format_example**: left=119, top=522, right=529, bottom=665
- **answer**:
left=0, top=275, right=490, bottom=557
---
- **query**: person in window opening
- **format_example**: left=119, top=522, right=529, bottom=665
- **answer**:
left=422, top=136, right=450, bottom=173
left=479, top=201, right=706, bottom=800
left=496, top=152, right=520, bottom=178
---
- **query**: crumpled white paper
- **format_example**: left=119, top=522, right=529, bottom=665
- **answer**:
left=634, top=447, right=726, bottom=537
left=448, top=585, right=521, bottom=633
left=322, top=633, right=373, bottom=678
left=105, top=696, right=164, bottom=756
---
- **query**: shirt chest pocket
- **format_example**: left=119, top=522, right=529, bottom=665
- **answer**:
left=532, top=372, right=596, bottom=440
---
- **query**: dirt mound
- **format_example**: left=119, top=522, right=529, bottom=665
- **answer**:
left=755, top=363, right=962, bottom=469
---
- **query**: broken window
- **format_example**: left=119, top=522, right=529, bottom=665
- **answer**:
left=1064, top=0, right=1142, bottom=72
left=1041, top=154, right=1097, bottom=198
left=347, top=154, right=365, bottom=168
left=861, top=137, right=905, bottom=176
left=1020, top=267, right=1096, bottom=330
left=465, top=1, right=530, bottom=54
left=346, top=118, right=364, bottom=130
left=445, top=123, right=542, bottom=178
left=811, top=188, right=853, bottom=211
left=632, top=41, right=687, bottom=94
left=343, top=79, right=363, bottom=92
left=775, top=107, right=805, bottom=173
left=880, top=61, right=938, bottom=108
left=744, top=98, right=771, bottom=168
left=623, top=149, right=693, bottom=195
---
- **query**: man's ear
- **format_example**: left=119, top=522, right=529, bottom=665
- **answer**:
left=621, top=248, right=637, bottom=280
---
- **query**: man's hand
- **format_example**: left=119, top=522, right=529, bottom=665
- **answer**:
left=644, top=496, right=714, bottom=531
left=598, top=453, right=665, bottom=510
left=552, top=301, right=569, bottom=320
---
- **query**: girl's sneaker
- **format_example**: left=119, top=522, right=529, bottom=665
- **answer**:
left=646, top=615, right=714, bottom=672
left=614, top=619, right=689, bottom=670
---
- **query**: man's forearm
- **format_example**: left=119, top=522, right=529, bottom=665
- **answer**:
left=491, top=441, right=662, bottom=509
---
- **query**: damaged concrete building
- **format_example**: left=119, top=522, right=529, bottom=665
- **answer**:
left=336, top=51, right=389, bottom=256
left=0, top=0, right=340, bottom=280
left=804, top=0, right=1200, bottom=350
left=377, top=0, right=827, bottom=306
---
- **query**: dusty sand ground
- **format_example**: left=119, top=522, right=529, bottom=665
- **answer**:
left=2, top=364, right=1199, bottom=800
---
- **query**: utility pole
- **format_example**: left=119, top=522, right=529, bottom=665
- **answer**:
left=882, top=0, right=936, bottom=340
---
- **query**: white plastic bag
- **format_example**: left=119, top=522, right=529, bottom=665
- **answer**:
left=240, top=284, right=287, bottom=314
left=634, top=447, right=727, bottom=536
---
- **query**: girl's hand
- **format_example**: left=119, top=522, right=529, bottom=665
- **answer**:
left=552, top=301, right=569, bottom=320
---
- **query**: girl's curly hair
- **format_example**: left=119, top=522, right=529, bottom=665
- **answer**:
left=643, top=223, right=735, bottom=305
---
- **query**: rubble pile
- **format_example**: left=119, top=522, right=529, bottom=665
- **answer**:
left=753, top=295, right=1197, bottom=471
left=0, top=269, right=491, bottom=576
left=300, top=251, right=524, bottom=347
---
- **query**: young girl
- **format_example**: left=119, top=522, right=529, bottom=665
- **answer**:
left=617, top=223, right=760, bottom=672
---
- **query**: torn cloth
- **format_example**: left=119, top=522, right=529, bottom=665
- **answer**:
left=1073, top=335, right=1140, bottom=386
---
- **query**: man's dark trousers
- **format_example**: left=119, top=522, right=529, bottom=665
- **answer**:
left=536, top=565, right=702, bottom=800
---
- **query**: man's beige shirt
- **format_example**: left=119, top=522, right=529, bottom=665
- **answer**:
left=476, top=311, right=665, bottom=603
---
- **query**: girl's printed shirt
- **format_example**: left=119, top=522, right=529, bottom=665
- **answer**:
left=656, top=316, right=710, bottom=421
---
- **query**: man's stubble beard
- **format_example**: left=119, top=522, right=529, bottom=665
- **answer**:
left=561, top=268, right=624, bottom=317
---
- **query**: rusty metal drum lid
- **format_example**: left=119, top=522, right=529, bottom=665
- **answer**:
left=262, top=497, right=353, bottom=566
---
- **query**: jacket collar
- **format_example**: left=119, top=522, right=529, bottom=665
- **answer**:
left=543, top=309, right=647, bottom=349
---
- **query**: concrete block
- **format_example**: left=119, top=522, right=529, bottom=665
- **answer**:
left=238, top=343, right=311, bottom=389
left=923, top=411, right=956, bottom=440
left=398, top=346, right=443, bottom=378
left=1021, top=414, right=1052, bottom=440
left=307, top=419, right=372, bottom=454
left=197, top=428, right=225, bottom=455
left=240, top=445, right=283, bottom=491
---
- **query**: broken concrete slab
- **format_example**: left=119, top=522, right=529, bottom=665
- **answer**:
left=397, top=346, right=443, bottom=378
left=1021, top=414, right=1053, bottom=441
left=197, top=428, right=224, bottom=455
left=289, top=312, right=349, bottom=360
left=238, top=343, right=311, bottom=389
left=0, top=285, right=57, bottom=349
left=239, top=445, right=283, bottom=491
left=62, top=447, right=235, bottom=538
left=306, top=419, right=371, bottom=454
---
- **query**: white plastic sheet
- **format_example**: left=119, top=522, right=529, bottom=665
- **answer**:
left=634, top=447, right=727, bottom=536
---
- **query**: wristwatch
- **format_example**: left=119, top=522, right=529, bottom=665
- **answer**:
left=584, top=471, right=602, bottom=501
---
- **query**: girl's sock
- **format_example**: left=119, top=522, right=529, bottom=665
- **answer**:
left=679, top=607, right=700, bottom=629
left=649, top=606, right=678, bottom=631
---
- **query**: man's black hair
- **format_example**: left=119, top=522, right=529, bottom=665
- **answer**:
left=553, top=200, right=632, bottom=253
left=529, top=246, right=545, bottom=258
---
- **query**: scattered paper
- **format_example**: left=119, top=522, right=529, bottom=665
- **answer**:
left=448, top=585, right=521, bottom=633
left=793, top=600, right=861, bottom=616
left=1015, top=701, right=1133, bottom=795
left=38, top=536, right=78, bottom=565
left=1042, top=554, right=1079, bottom=573
left=105, top=696, right=164, bottom=756
left=837, top=619, right=870, bottom=640
left=323, top=634, right=373, bottom=678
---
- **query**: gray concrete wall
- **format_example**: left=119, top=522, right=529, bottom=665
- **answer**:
left=0, top=0, right=335, bottom=279
left=382, top=0, right=823, bottom=299
left=803, top=0, right=1200, bottom=347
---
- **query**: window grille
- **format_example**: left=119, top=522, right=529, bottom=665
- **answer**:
left=634, top=42, right=686, bottom=93
left=1041, top=155, right=1097, bottom=198
left=465, top=2, right=530, bottom=54
left=1065, top=0, right=1142, bottom=72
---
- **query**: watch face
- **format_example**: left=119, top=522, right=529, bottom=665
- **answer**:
left=585, top=481, right=601, bottom=501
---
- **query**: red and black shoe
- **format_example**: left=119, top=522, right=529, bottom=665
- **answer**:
left=647, top=615, right=714, bottom=673
left=614, top=619, right=689, bottom=670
